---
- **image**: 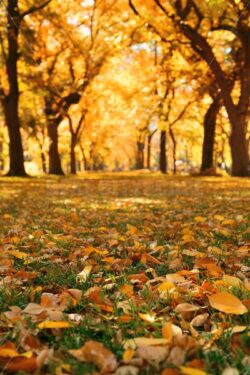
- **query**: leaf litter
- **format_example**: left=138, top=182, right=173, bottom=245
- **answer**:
left=0, top=176, right=249, bottom=374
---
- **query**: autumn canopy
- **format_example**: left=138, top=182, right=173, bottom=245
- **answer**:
left=0, top=0, right=249, bottom=176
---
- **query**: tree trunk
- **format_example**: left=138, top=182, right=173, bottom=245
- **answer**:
left=41, top=151, right=46, bottom=173
left=147, top=135, right=152, bottom=170
left=136, top=141, right=145, bottom=169
left=169, top=128, right=177, bottom=174
left=47, top=120, right=64, bottom=175
left=4, top=0, right=26, bottom=176
left=70, top=135, right=77, bottom=174
left=230, top=117, right=249, bottom=176
left=201, top=98, right=221, bottom=172
left=160, top=130, right=167, bottom=174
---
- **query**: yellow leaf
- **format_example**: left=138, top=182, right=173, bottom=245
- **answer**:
left=9, top=250, right=28, bottom=260
left=123, top=348, right=135, bottom=361
left=223, top=275, right=242, bottom=287
left=138, top=312, right=156, bottom=323
left=194, top=216, right=206, bottom=223
left=55, top=364, right=72, bottom=375
left=37, top=321, right=73, bottom=329
left=180, top=367, right=208, bottom=375
left=214, top=215, right=224, bottom=221
left=158, top=282, right=175, bottom=293
left=208, top=293, right=248, bottom=315
left=0, top=349, right=33, bottom=358
left=76, top=265, right=92, bottom=283
left=162, top=322, right=173, bottom=341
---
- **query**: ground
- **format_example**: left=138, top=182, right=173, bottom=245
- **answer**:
left=0, top=174, right=249, bottom=375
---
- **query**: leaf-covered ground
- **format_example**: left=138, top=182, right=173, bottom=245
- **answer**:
left=0, top=175, right=249, bottom=375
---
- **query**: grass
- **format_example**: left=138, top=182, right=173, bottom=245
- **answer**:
left=0, top=174, right=249, bottom=374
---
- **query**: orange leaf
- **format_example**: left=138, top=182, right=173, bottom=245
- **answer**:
left=208, top=293, right=248, bottom=315
left=1, top=357, right=37, bottom=373
left=37, top=321, right=73, bottom=329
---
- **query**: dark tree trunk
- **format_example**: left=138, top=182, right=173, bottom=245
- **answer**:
left=47, top=120, right=64, bottom=175
left=147, top=130, right=157, bottom=170
left=175, top=9, right=249, bottom=176
left=4, top=0, right=26, bottom=176
left=201, top=97, right=221, bottom=172
left=169, top=128, right=177, bottom=174
left=147, top=135, right=152, bottom=170
left=41, top=151, right=46, bottom=173
left=70, top=135, right=77, bottom=174
left=230, top=117, right=249, bottom=176
left=160, top=130, right=167, bottom=174
left=136, top=141, right=145, bottom=169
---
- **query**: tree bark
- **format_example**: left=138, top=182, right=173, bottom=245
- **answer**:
left=201, top=97, right=221, bottom=172
left=160, top=130, right=167, bottom=174
left=4, top=0, right=26, bottom=176
left=147, top=135, right=152, bottom=170
left=70, top=135, right=77, bottom=174
left=169, top=128, right=177, bottom=174
left=47, top=120, right=64, bottom=175
left=147, top=130, right=157, bottom=170
left=41, top=151, right=47, bottom=173
left=230, top=117, right=249, bottom=176
left=136, top=141, right=145, bottom=169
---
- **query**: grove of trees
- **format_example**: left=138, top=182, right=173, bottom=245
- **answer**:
left=0, top=0, right=249, bottom=176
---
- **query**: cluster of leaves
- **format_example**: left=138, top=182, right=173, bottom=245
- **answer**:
left=0, top=175, right=249, bottom=374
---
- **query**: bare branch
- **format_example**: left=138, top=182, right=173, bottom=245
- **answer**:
left=21, top=0, right=52, bottom=18
left=169, top=100, right=194, bottom=128
left=128, top=0, right=139, bottom=15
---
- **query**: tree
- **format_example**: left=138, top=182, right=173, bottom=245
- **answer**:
left=152, top=0, right=250, bottom=176
left=0, top=0, right=51, bottom=176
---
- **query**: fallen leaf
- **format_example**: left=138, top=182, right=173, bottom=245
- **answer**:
left=137, top=345, right=168, bottom=363
left=191, top=313, right=209, bottom=327
left=138, top=312, right=156, bottom=323
left=208, top=293, right=248, bottom=315
left=115, top=366, right=139, bottom=375
left=124, top=338, right=170, bottom=350
left=221, top=368, right=239, bottom=375
left=69, top=340, right=117, bottom=373
left=180, top=367, right=208, bottom=375
left=76, top=265, right=92, bottom=283
left=37, top=321, right=73, bottom=329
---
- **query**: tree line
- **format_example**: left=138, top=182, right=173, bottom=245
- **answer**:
left=0, top=0, right=249, bottom=176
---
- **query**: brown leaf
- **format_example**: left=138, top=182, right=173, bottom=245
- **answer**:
left=137, top=345, right=168, bottom=364
left=69, top=340, right=117, bottom=373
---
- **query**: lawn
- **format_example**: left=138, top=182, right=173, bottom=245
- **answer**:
left=0, top=175, right=249, bottom=375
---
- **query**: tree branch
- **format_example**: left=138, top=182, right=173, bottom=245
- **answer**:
left=21, top=0, right=52, bottom=18
left=128, top=0, right=139, bottom=15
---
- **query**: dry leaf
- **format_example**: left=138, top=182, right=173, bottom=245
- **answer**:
left=208, top=293, right=248, bottom=315
left=124, top=338, right=170, bottom=350
left=138, top=312, right=156, bottom=323
left=115, top=366, right=139, bottom=375
left=69, top=340, right=117, bottom=373
left=37, top=321, right=73, bottom=329
left=191, top=313, right=209, bottom=327
left=180, top=367, right=208, bottom=375
left=221, top=368, right=239, bottom=375
left=76, top=265, right=92, bottom=283
left=137, top=345, right=168, bottom=363
left=169, top=346, right=186, bottom=366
